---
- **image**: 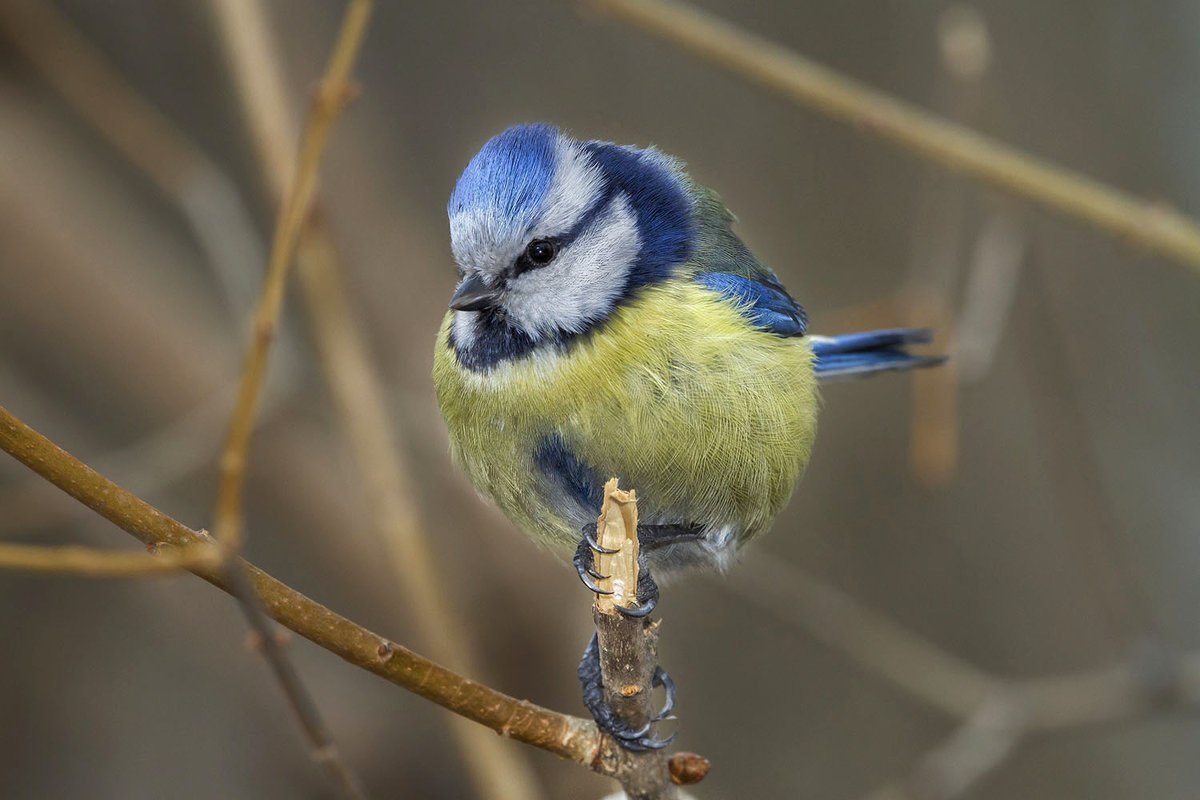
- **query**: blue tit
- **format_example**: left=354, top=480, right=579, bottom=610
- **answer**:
left=433, top=123, right=942, bottom=748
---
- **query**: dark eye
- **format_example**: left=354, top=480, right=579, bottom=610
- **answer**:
left=525, top=238, right=557, bottom=266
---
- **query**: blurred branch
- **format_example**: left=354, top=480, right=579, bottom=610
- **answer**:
left=732, top=553, right=1200, bottom=731
left=0, top=541, right=220, bottom=576
left=733, top=551, right=1200, bottom=799
left=212, top=0, right=373, bottom=553
left=206, top=0, right=548, bottom=795
left=863, top=693, right=1025, bottom=800
left=953, top=214, right=1026, bottom=384
left=0, top=0, right=267, bottom=321
left=0, top=0, right=298, bottom=536
left=0, top=403, right=631, bottom=767
left=589, top=0, right=1200, bottom=276
left=296, top=222, right=549, bottom=798
left=208, top=1, right=375, bottom=793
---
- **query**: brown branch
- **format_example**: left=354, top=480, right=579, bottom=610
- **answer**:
left=0, top=0, right=270, bottom=320
left=0, top=542, right=220, bottom=576
left=0, top=403, right=748, bottom=784
left=212, top=0, right=373, bottom=553
left=0, top=402, right=605, bottom=758
left=205, top=0, right=548, bottom=795
left=201, top=3, right=377, bottom=795
left=295, top=225, right=549, bottom=798
left=731, top=552, right=1200, bottom=731
left=222, top=555, right=369, bottom=800
left=588, top=0, right=1200, bottom=276
left=590, top=481, right=688, bottom=799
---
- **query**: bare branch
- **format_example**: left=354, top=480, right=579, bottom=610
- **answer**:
left=206, top=0, right=548, bottom=794
left=212, top=0, right=373, bottom=553
left=730, top=552, right=999, bottom=718
left=588, top=0, right=1200, bottom=276
left=590, top=481, right=687, bottom=799
left=0, top=402, right=606, bottom=764
left=0, top=541, right=221, bottom=576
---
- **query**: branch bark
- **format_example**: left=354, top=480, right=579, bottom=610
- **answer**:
left=0, top=402, right=612, bottom=765
left=590, top=481, right=691, bottom=799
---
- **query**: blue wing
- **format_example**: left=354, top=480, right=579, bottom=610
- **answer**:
left=810, top=329, right=946, bottom=379
left=694, top=271, right=808, bottom=337
left=686, top=186, right=941, bottom=376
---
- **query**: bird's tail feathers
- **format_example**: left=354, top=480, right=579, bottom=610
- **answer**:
left=810, top=328, right=946, bottom=381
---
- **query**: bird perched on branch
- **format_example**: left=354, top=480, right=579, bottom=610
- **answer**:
left=434, top=123, right=944, bottom=749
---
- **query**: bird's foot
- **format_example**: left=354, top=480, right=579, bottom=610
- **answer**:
left=577, top=632, right=677, bottom=752
left=573, top=528, right=660, bottom=618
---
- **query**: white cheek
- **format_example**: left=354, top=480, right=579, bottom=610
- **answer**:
left=503, top=195, right=640, bottom=337
left=452, top=310, right=478, bottom=349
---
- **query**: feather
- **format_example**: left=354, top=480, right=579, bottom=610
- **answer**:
left=810, top=328, right=946, bottom=379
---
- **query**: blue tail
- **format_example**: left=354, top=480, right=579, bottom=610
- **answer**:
left=810, top=328, right=946, bottom=380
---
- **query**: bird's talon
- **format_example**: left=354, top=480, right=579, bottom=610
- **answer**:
left=616, top=596, right=657, bottom=618
left=585, top=528, right=620, bottom=554
left=652, top=665, right=676, bottom=720
left=615, top=721, right=653, bottom=740
left=634, top=733, right=675, bottom=751
left=574, top=538, right=614, bottom=595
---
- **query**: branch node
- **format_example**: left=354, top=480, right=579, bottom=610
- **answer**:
left=668, top=753, right=711, bottom=786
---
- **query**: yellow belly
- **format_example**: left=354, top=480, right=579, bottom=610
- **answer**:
left=433, top=280, right=819, bottom=557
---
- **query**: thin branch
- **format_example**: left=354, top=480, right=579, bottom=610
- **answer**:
left=588, top=0, right=1200, bottom=276
left=0, top=541, right=221, bottom=576
left=730, top=552, right=1200, bottom=733
left=730, top=551, right=999, bottom=719
left=205, top=0, right=547, bottom=795
left=202, top=3, right=377, bottom=794
left=212, top=0, right=373, bottom=553
left=0, top=0, right=269, bottom=321
left=222, top=556, right=368, bottom=800
left=295, top=221, right=548, bottom=799
left=0, top=402, right=654, bottom=773
left=863, top=693, right=1026, bottom=800
left=589, top=481, right=697, bottom=799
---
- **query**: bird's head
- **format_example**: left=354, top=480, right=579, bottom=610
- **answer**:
left=446, top=124, right=696, bottom=369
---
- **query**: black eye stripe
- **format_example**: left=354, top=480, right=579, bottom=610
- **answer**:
left=515, top=237, right=559, bottom=274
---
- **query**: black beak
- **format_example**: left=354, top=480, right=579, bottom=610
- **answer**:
left=449, top=274, right=500, bottom=311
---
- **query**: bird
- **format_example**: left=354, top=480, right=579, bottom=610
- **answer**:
left=433, top=123, right=944, bottom=749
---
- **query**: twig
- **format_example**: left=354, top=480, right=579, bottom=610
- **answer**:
left=205, top=0, right=546, bottom=795
left=0, top=403, right=693, bottom=777
left=0, top=0, right=269, bottom=322
left=863, top=693, right=1026, bottom=800
left=588, top=0, right=1200, bottom=276
left=222, top=556, right=368, bottom=800
left=212, top=0, right=373, bottom=553
left=202, top=4, right=376, bottom=795
left=590, top=481, right=684, bottom=800
left=729, top=552, right=1200, bottom=731
left=296, top=220, right=548, bottom=798
left=0, top=541, right=221, bottom=576
left=730, top=551, right=998, bottom=718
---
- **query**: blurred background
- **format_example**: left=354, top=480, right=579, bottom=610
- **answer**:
left=1, top=1, right=1198, bottom=798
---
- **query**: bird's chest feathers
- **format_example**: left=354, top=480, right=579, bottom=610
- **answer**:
left=434, top=283, right=819, bottom=523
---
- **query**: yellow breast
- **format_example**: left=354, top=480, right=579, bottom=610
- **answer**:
left=433, top=280, right=819, bottom=553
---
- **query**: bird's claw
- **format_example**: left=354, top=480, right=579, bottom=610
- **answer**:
left=615, top=595, right=657, bottom=618
left=651, top=665, right=676, bottom=721
left=574, top=536, right=613, bottom=595
left=578, top=633, right=679, bottom=753
left=584, top=527, right=620, bottom=554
